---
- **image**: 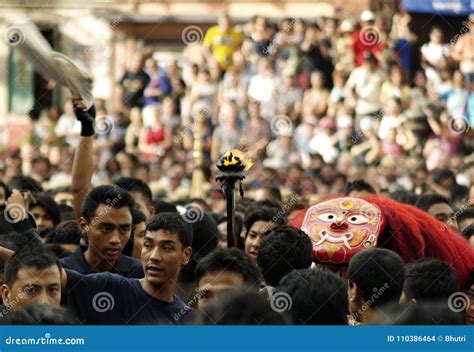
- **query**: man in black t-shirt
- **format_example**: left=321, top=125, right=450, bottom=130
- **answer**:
left=0, top=212, right=193, bottom=325
left=59, top=185, right=143, bottom=278
left=118, top=53, right=150, bottom=108
left=63, top=212, right=192, bottom=324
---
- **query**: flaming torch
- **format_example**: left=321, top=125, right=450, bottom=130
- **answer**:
left=216, top=150, right=252, bottom=247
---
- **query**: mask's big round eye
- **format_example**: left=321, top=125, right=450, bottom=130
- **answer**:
left=317, top=212, right=338, bottom=222
left=347, top=214, right=369, bottom=225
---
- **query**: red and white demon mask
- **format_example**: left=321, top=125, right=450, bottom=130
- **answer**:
left=301, top=197, right=385, bottom=264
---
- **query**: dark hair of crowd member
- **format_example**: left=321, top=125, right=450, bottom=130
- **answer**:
left=30, top=194, right=61, bottom=226
left=415, top=193, right=450, bottom=212
left=403, top=258, right=459, bottom=302
left=348, top=248, right=405, bottom=308
left=244, top=202, right=287, bottom=236
left=122, top=208, right=146, bottom=257
left=81, top=185, right=134, bottom=222
left=195, top=248, right=260, bottom=287
left=114, top=177, right=153, bottom=206
left=277, top=269, right=349, bottom=325
left=154, top=200, right=178, bottom=214
left=146, top=212, right=193, bottom=248
left=194, top=287, right=291, bottom=325
left=0, top=304, right=79, bottom=325
left=257, top=226, right=313, bottom=287
left=372, top=301, right=464, bottom=325
left=389, top=189, right=417, bottom=205
left=344, top=180, right=376, bottom=195
left=4, top=249, right=62, bottom=287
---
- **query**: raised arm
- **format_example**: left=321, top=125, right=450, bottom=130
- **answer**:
left=71, top=100, right=96, bottom=221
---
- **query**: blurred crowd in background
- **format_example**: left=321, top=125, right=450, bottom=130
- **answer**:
left=0, top=10, right=473, bottom=244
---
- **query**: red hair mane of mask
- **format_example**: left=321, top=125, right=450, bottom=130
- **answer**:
left=290, top=195, right=474, bottom=289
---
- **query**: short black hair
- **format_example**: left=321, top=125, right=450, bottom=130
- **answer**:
left=456, top=207, right=474, bottom=224
left=415, top=194, right=450, bottom=212
left=30, top=194, right=61, bottom=226
left=344, top=180, right=376, bottom=195
left=132, top=208, right=147, bottom=226
left=0, top=304, right=79, bottom=325
left=195, top=287, right=291, bottom=325
left=196, top=248, right=260, bottom=287
left=8, top=176, right=42, bottom=193
left=0, top=230, right=42, bottom=252
left=146, top=212, right=193, bottom=247
left=114, top=177, right=153, bottom=206
left=348, top=248, right=405, bottom=307
left=244, top=205, right=287, bottom=234
left=462, top=223, right=474, bottom=239
left=81, top=185, right=134, bottom=222
left=58, top=204, right=75, bottom=222
left=43, top=220, right=81, bottom=245
left=404, top=258, right=459, bottom=302
left=277, top=269, right=348, bottom=325
left=257, top=226, right=313, bottom=286
left=0, top=181, right=10, bottom=198
left=373, top=301, right=464, bottom=325
left=4, top=249, right=62, bottom=286
left=389, top=190, right=417, bottom=205
left=154, top=200, right=178, bottom=214
left=122, top=208, right=147, bottom=257
left=260, top=186, right=283, bottom=202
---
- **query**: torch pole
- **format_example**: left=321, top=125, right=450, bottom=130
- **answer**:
left=222, top=182, right=236, bottom=248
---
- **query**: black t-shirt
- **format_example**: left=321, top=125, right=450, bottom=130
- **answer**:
left=60, top=247, right=144, bottom=278
left=65, top=269, right=191, bottom=325
left=119, top=70, right=150, bottom=108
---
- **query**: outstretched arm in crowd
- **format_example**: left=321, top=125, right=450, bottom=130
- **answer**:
left=71, top=100, right=96, bottom=220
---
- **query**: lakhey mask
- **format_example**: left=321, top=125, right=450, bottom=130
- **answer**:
left=301, top=197, right=385, bottom=264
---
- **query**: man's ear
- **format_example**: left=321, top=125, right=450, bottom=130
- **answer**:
left=78, top=217, right=90, bottom=237
left=349, top=281, right=361, bottom=303
left=182, top=247, right=192, bottom=266
left=148, top=207, right=156, bottom=219
left=410, top=298, right=417, bottom=305
left=1, top=284, right=11, bottom=306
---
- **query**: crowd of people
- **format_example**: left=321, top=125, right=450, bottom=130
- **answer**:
left=0, top=9, right=473, bottom=326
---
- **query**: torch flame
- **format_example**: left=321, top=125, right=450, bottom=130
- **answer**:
left=222, top=149, right=253, bottom=170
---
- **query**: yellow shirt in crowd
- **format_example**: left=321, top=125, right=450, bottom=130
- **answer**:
left=203, top=26, right=243, bottom=69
